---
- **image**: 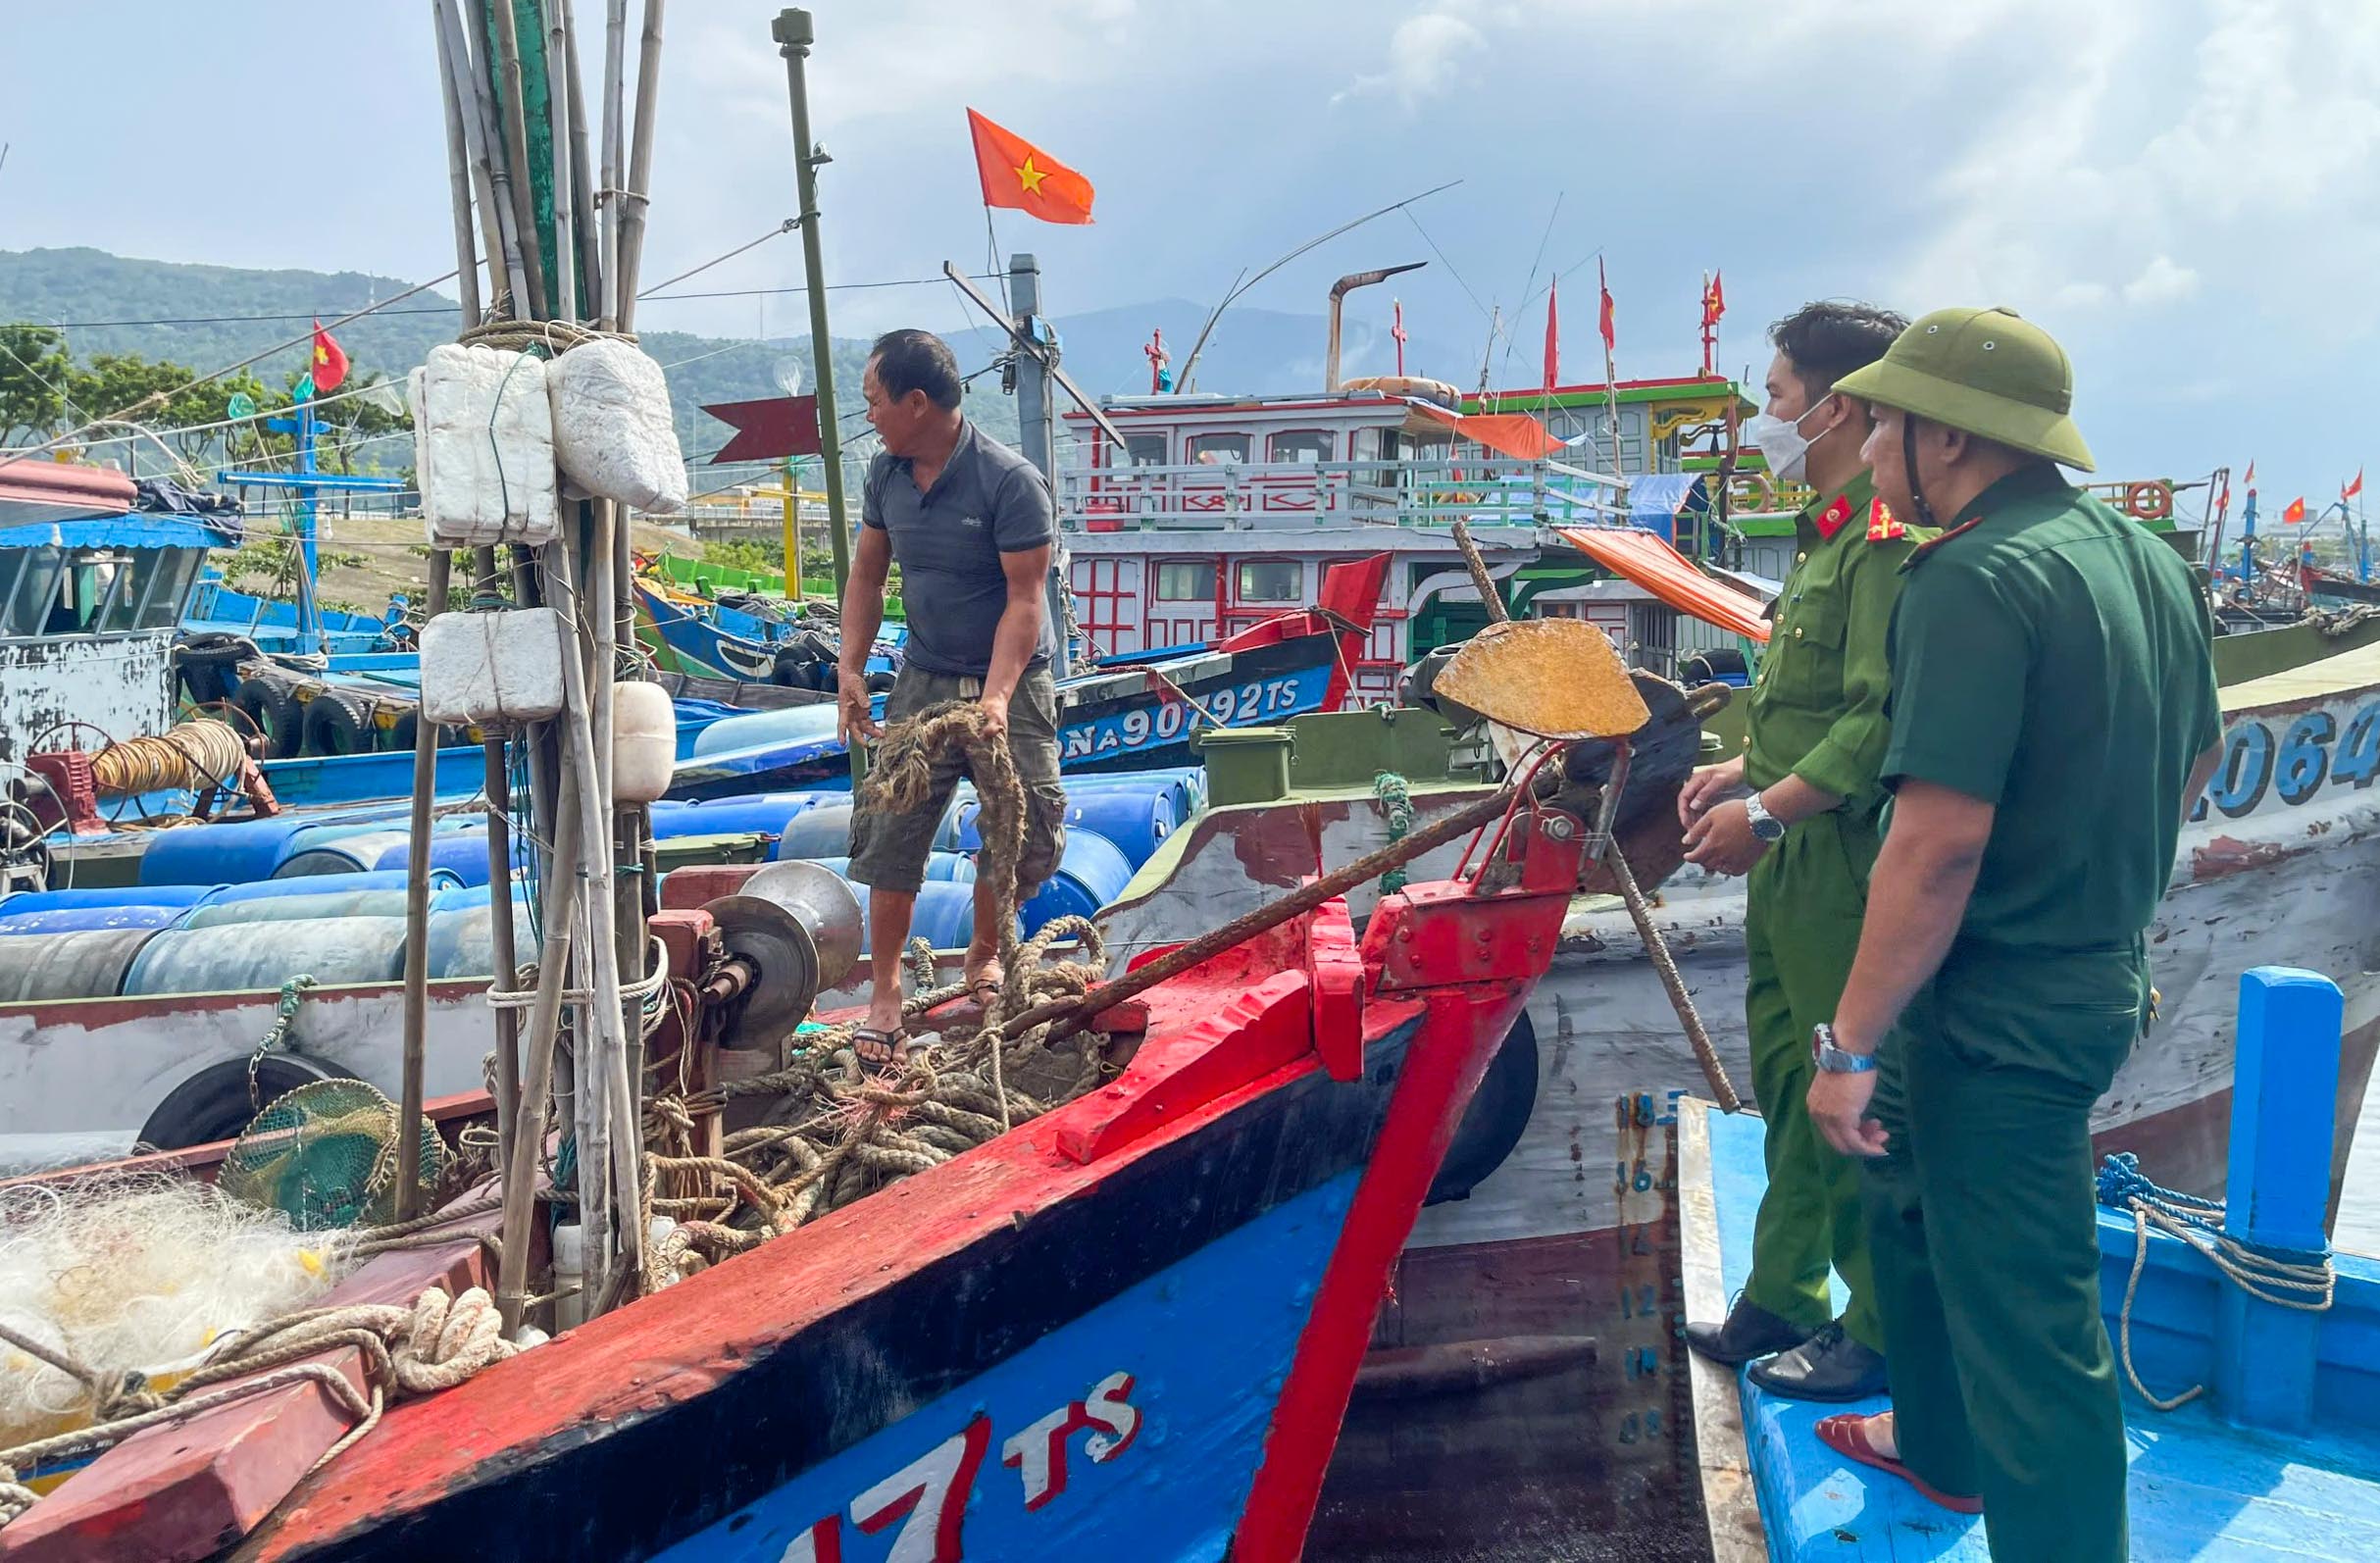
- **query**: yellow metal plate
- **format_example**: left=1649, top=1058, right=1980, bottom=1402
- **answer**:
left=1433, top=619, right=1652, bottom=740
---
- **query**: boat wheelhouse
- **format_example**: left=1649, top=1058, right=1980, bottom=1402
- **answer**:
left=1057, top=372, right=1761, bottom=701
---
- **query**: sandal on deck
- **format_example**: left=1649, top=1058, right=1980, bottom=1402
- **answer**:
left=852, top=1026, right=907, bottom=1068
left=965, top=973, right=1005, bottom=1009
left=1813, top=1414, right=1984, bottom=1516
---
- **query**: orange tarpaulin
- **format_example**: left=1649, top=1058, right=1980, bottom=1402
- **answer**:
left=1555, top=526, right=1772, bottom=642
left=1407, top=401, right=1563, bottom=462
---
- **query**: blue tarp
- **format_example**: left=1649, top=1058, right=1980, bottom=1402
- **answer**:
left=1626, top=473, right=1709, bottom=536
left=0, top=512, right=238, bottom=551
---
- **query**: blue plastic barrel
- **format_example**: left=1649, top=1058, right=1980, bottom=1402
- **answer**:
left=943, top=787, right=1175, bottom=868
left=0, top=905, right=186, bottom=936
left=123, top=917, right=411, bottom=995
left=801, top=852, right=977, bottom=885
left=687, top=704, right=841, bottom=759
left=1018, top=830, right=1137, bottom=931
left=136, top=812, right=343, bottom=885
left=274, top=824, right=415, bottom=878
left=0, top=884, right=213, bottom=913
left=0, top=929, right=163, bottom=1001
left=649, top=793, right=834, bottom=843
left=772, top=803, right=858, bottom=861
left=425, top=898, right=542, bottom=980
left=372, top=832, right=502, bottom=887
left=199, top=868, right=457, bottom=906
left=183, top=888, right=414, bottom=928
left=908, top=881, right=1019, bottom=951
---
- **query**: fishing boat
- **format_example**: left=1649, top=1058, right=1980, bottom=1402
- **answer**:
left=1093, top=620, right=2380, bottom=1556
left=667, top=552, right=1394, bottom=795
left=1676, top=965, right=2380, bottom=1561
left=0, top=778, right=1590, bottom=1563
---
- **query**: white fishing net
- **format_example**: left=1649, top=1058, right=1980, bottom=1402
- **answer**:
left=0, top=1173, right=357, bottom=1445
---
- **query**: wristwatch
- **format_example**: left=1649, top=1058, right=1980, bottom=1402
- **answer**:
left=1743, top=789, right=1786, bottom=842
left=1811, top=1023, right=1876, bottom=1074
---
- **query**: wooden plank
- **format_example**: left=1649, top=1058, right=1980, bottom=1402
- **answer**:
left=1677, top=1096, right=1766, bottom=1563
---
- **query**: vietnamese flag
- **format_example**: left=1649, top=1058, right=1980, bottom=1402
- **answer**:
left=1597, top=258, right=1617, bottom=354
left=311, top=320, right=349, bottom=393
left=2243, top=458, right=2256, bottom=490
left=1701, top=271, right=1726, bottom=328
left=967, top=109, right=1094, bottom=226
left=2346, top=468, right=2364, bottom=501
left=2283, top=496, right=2308, bottom=525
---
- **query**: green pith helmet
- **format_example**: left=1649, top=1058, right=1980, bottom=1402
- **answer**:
left=1834, top=306, right=2095, bottom=472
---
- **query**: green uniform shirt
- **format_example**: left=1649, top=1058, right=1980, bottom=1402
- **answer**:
left=1881, top=465, right=2222, bottom=949
left=1745, top=471, right=1929, bottom=825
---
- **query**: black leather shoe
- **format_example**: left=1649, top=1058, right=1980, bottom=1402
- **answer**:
left=1747, top=1321, right=1889, bottom=1402
left=1684, top=1295, right=1812, bottom=1367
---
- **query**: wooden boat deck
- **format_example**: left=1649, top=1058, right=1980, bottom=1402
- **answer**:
left=1681, top=1101, right=2380, bottom=1562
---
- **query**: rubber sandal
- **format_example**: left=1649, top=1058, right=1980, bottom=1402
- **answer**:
left=1813, top=1414, right=1984, bottom=1515
left=965, top=974, right=1005, bottom=1008
left=852, top=1026, right=906, bottom=1068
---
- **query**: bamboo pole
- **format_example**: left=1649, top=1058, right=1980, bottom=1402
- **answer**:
left=439, top=0, right=532, bottom=315
left=542, top=0, right=577, bottom=325
left=486, top=0, right=550, bottom=317
left=432, top=15, right=483, bottom=327
left=560, top=0, right=603, bottom=317
left=494, top=751, right=582, bottom=1334
left=599, top=0, right=628, bottom=328
left=613, top=0, right=666, bottom=326
left=393, top=549, right=455, bottom=1219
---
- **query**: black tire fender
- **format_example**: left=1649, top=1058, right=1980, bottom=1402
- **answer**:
left=137, top=1053, right=344, bottom=1151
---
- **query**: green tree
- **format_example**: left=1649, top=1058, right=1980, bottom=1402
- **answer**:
left=0, top=323, right=69, bottom=443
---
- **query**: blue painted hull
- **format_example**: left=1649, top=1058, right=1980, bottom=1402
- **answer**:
left=669, top=632, right=1342, bottom=799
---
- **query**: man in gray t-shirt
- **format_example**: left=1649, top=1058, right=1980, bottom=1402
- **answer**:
left=839, top=328, right=1066, bottom=1063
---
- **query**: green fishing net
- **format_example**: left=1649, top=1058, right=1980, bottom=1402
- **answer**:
left=217, top=1080, right=444, bottom=1232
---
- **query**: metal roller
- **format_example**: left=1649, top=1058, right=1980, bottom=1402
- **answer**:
left=701, top=859, right=863, bottom=1048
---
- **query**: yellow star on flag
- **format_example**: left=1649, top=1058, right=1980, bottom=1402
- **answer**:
left=1014, top=155, right=1047, bottom=195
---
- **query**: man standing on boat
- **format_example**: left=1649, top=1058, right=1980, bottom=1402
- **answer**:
left=838, top=328, right=1067, bottom=1064
left=1679, top=301, right=1915, bottom=1402
left=1803, top=308, right=2223, bottom=1556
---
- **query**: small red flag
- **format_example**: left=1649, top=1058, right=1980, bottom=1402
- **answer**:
left=2346, top=468, right=2364, bottom=500
left=2244, top=459, right=2256, bottom=489
left=1701, top=271, right=1726, bottom=328
left=311, top=321, right=349, bottom=393
left=1597, top=259, right=1616, bottom=355
left=1543, top=278, right=1559, bottom=393
left=966, top=108, right=1095, bottom=226
left=2283, top=496, right=2308, bottom=525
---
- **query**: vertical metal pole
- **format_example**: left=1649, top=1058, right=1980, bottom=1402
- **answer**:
left=1008, top=252, right=1071, bottom=679
left=297, top=399, right=322, bottom=655
left=395, top=548, right=455, bottom=1219
left=782, top=455, right=798, bottom=591
left=774, top=8, right=851, bottom=598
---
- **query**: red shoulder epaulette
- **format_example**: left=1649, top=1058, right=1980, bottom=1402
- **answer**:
left=1899, top=515, right=1984, bottom=571
left=1864, top=498, right=1904, bottom=542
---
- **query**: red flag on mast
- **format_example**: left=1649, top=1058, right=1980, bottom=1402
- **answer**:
left=2243, top=459, right=2256, bottom=489
left=967, top=108, right=1095, bottom=225
left=1543, top=278, right=1559, bottom=393
left=2347, top=468, right=2364, bottom=500
left=1700, top=272, right=1726, bottom=328
left=311, top=321, right=349, bottom=393
left=2283, top=496, right=2308, bottom=525
left=1596, top=259, right=1616, bottom=354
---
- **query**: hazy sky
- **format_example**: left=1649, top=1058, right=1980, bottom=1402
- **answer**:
left=5, top=0, right=2375, bottom=503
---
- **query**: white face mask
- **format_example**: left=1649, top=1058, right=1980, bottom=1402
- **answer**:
left=1745, top=396, right=1836, bottom=485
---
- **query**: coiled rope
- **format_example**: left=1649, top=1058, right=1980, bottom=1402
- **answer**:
left=2097, top=1151, right=2336, bottom=1411
left=640, top=703, right=1111, bottom=1286
left=88, top=718, right=248, bottom=797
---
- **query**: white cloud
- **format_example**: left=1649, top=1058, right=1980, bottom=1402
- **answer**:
left=1334, top=12, right=1487, bottom=107
left=2121, top=255, right=2201, bottom=307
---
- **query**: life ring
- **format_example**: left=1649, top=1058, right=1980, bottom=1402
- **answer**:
left=2123, top=481, right=2173, bottom=522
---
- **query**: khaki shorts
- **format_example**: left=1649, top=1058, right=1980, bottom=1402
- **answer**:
left=847, top=664, right=1066, bottom=896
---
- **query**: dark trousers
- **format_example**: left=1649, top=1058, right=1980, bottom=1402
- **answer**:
left=1862, top=943, right=2142, bottom=1561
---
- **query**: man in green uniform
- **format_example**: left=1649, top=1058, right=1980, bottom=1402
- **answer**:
left=1803, top=307, right=2225, bottom=1557
left=1680, top=302, right=1916, bottom=1401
